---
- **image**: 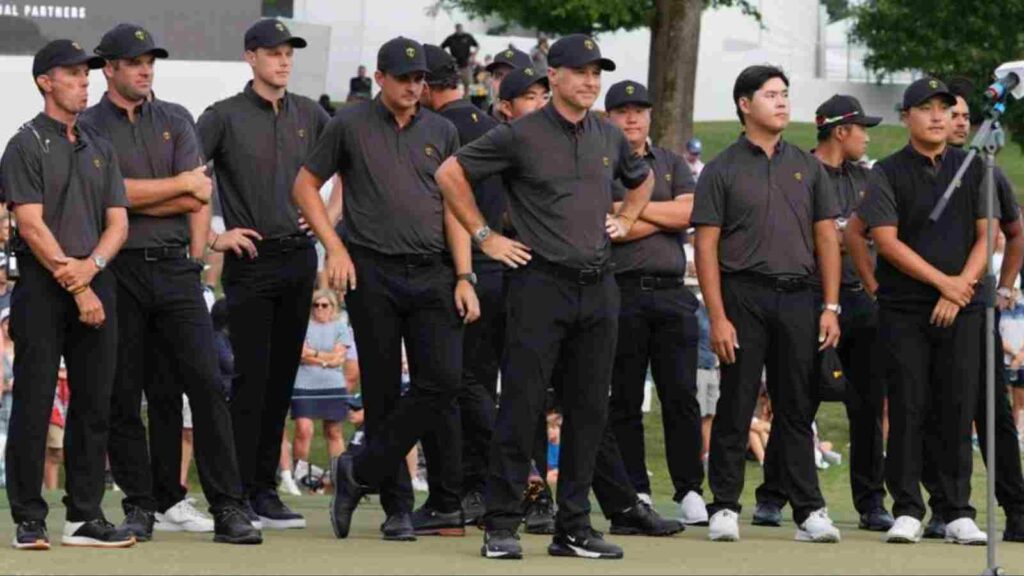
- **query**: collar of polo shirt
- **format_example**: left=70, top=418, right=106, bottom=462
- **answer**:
left=543, top=102, right=587, bottom=133
left=738, top=132, right=785, bottom=156
left=243, top=81, right=291, bottom=111
left=373, top=96, right=423, bottom=129
left=32, top=112, right=88, bottom=149
left=101, top=92, right=149, bottom=118
left=905, top=143, right=948, bottom=167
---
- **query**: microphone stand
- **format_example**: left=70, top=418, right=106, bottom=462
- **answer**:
left=930, top=100, right=1005, bottom=576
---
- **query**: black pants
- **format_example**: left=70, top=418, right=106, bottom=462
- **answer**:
left=484, top=263, right=619, bottom=532
left=880, top=306, right=981, bottom=521
left=223, top=245, right=317, bottom=497
left=421, top=266, right=505, bottom=507
left=707, top=276, right=824, bottom=525
left=591, top=422, right=641, bottom=518
left=6, top=255, right=118, bottom=523
left=107, top=252, right=244, bottom=513
left=923, top=309, right=1024, bottom=519
left=756, top=289, right=887, bottom=515
left=608, top=282, right=702, bottom=501
left=346, top=246, right=464, bottom=516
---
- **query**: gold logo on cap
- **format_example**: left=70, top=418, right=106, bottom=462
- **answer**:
left=794, top=172, right=803, bottom=181
left=625, top=85, right=635, bottom=95
left=298, top=128, right=306, bottom=139
left=134, top=30, right=146, bottom=41
left=93, top=157, right=103, bottom=169
left=162, top=131, right=171, bottom=141
left=406, top=47, right=416, bottom=59
left=665, top=173, right=672, bottom=182
left=71, top=42, right=82, bottom=50
left=584, top=39, right=595, bottom=50
left=929, top=79, right=939, bottom=89
left=859, top=190, right=866, bottom=198
left=504, top=50, right=513, bottom=58
left=524, top=68, right=534, bottom=76
left=471, top=112, right=478, bottom=123
left=275, top=22, right=285, bottom=32
left=602, top=156, right=610, bottom=166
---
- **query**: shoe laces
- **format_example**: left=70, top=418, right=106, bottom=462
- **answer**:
left=489, top=529, right=520, bottom=541
left=21, top=520, right=46, bottom=532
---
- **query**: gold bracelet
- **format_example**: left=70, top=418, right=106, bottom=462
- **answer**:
left=207, top=233, right=219, bottom=251
left=71, top=285, right=88, bottom=295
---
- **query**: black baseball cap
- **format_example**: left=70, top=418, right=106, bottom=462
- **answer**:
left=377, top=37, right=429, bottom=77
left=547, top=34, right=615, bottom=71
left=498, top=66, right=549, bottom=101
left=485, top=46, right=532, bottom=73
left=33, top=39, right=104, bottom=78
left=605, top=80, right=651, bottom=111
left=95, top=24, right=169, bottom=60
left=902, top=77, right=956, bottom=110
left=814, top=94, right=882, bottom=133
left=424, top=44, right=458, bottom=85
left=244, top=19, right=307, bottom=51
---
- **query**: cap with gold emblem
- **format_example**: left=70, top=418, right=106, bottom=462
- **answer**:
left=244, top=18, right=307, bottom=51
left=33, top=39, right=105, bottom=78
left=547, top=34, right=615, bottom=71
left=377, top=36, right=429, bottom=77
left=498, top=66, right=550, bottom=101
left=604, top=80, right=651, bottom=111
left=485, top=46, right=532, bottom=73
left=901, top=76, right=956, bottom=110
left=94, top=23, right=169, bottom=61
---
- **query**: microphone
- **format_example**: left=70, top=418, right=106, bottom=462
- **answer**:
left=985, top=72, right=1020, bottom=101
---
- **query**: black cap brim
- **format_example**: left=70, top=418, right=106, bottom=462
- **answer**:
left=248, top=36, right=307, bottom=51
left=66, top=54, right=107, bottom=71
left=608, top=98, right=652, bottom=111
left=904, top=91, right=956, bottom=110
left=503, top=77, right=550, bottom=101
left=109, top=46, right=170, bottom=60
left=485, top=62, right=514, bottom=73
left=554, top=57, right=616, bottom=72
left=852, top=115, right=883, bottom=127
left=383, top=61, right=429, bottom=77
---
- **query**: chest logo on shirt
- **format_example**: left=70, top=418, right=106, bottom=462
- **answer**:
left=471, top=112, right=479, bottom=123
left=602, top=156, right=610, bottom=166
left=93, top=157, right=103, bottom=169
left=162, top=131, right=171, bottom=141
left=425, top=145, right=436, bottom=157
left=406, top=47, right=416, bottom=59
left=298, top=128, right=306, bottom=139
left=794, top=171, right=803, bottom=182
left=665, top=173, right=672, bottom=182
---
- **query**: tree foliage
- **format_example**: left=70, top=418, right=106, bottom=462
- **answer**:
left=852, top=0, right=1024, bottom=151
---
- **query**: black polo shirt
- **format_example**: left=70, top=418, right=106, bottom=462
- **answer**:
left=808, top=158, right=871, bottom=290
left=858, top=144, right=992, bottom=309
left=441, top=32, right=478, bottom=68
left=304, top=98, right=459, bottom=255
left=197, top=82, right=329, bottom=239
left=437, top=98, right=506, bottom=271
left=456, top=103, right=651, bottom=269
left=611, top=144, right=695, bottom=276
left=0, top=113, right=128, bottom=258
left=691, top=135, right=839, bottom=278
left=79, top=94, right=201, bottom=250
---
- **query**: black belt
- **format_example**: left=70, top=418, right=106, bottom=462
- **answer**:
left=725, top=271, right=809, bottom=293
left=348, top=244, right=447, bottom=268
left=255, top=234, right=313, bottom=255
left=616, top=273, right=685, bottom=290
left=528, top=257, right=607, bottom=286
left=123, top=246, right=189, bottom=261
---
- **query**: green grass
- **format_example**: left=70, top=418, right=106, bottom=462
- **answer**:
left=691, top=121, right=1024, bottom=198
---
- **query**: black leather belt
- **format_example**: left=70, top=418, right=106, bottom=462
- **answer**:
left=725, top=271, right=809, bottom=293
left=256, top=234, right=313, bottom=255
left=348, top=244, right=446, bottom=268
left=529, top=257, right=607, bottom=286
left=616, top=273, right=686, bottom=290
left=123, top=246, right=189, bottom=261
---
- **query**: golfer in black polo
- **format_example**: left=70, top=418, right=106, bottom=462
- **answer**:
left=692, top=65, right=842, bottom=543
left=753, top=94, right=894, bottom=533
left=602, top=79, right=707, bottom=526
left=437, top=34, right=654, bottom=560
left=197, top=19, right=329, bottom=530
left=79, top=23, right=259, bottom=545
left=857, top=77, right=992, bottom=545
left=2, top=40, right=132, bottom=550
left=292, top=36, right=478, bottom=543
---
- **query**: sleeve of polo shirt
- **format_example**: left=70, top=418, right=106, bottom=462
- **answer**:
left=614, top=131, right=650, bottom=190
left=691, top=160, right=726, bottom=227
left=103, top=146, right=129, bottom=209
left=304, top=116, right=349, bottom=181
left=196, top=107, right=225, bottom=164
left=992, top=166, right=1017, bottom=223
left=810, top=160, right=840, bottom=222
left=456, top=123, right=517, bottom=182
left=172, top=117, right=203, bottom=173
left=312, top=104, right=331, bottom=140
left=858, top=166, right=899, bottom=229
left=442, top=122, right=460, bottom=160
left=669, top=151, right=696, bottom=197
left=0, top=140, right=43, bottom=206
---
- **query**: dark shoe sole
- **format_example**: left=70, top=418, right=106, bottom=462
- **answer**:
left=922, top=529, right=946, bottom=540
left=548, top=542, right=623, bottom=559
left=752, top=517, right=781, bottom=527
left=213, top=533, right=263, bottom=545
left=414, top=526, right=466, bottom=537
left=859, top=521, right=894, bottom=532
left=381, top=533, right=417, bottom=542
left=609, top=524, right=684, bottom=537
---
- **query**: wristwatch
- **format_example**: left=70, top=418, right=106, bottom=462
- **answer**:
left=998, top=287, right=1014, bottom=300
left=91, top=255, right=107, bottom=270
left=822, top=303, right=842, bottom=315
left=457, top=272, right=478, bottom=286
left=472, top=226, right=492, bottom=245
